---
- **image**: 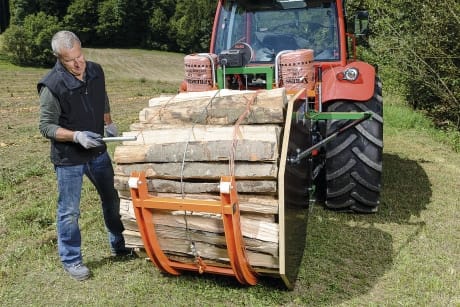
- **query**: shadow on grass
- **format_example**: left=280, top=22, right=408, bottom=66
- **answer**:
left=377, top=153, right=432, bottom=223
left=289, top=153, right=432, bottom=305
left=82, top=154, right=432, bottom=306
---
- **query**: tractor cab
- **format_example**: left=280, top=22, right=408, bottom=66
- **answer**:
left=212, top=0, right=341, bottom=64
left=206, top=0, right=352, bottom=92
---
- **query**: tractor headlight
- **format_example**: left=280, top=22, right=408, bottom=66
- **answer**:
left=341, top=67, right=359, bottom=81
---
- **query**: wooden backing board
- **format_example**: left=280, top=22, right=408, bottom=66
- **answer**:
left=277, top=90, right=310, bottom=290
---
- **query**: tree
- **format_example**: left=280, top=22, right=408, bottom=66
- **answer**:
left=9, top=0, right=38, bottom=25
left=146, top=0, right=176, bottom=50
left=170, top=0, right=215, bottom=53
left=96, top=0, right=150, bottom=47
left=2, top=12, right=61, bottom=66
left=62, top=0, right=99, bottom=45
left=365, top=0, right=460, bottom=129
left=37, top=0, right=72, bottom=19
left=96, top=0, right=126, bottom=45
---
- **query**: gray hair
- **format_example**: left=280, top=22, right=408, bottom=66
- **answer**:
left=51, top=31, right=81, bottom=57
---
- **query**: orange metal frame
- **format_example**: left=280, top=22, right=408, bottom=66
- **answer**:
left=129, top=171, right=258, bottom=286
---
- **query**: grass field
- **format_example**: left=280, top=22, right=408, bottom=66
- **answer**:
left=0, top=48, right=459, bottom=306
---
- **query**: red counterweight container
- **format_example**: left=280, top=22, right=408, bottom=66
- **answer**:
left=279, top=49, right=315, bottom=93
left=184, top=53, right=218, bottom=92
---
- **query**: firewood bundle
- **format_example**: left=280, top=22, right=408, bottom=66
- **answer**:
left=113, top=88, right=287, bottom=273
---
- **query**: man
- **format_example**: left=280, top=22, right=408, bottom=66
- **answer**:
left=38, top=30, right=133, bottom=281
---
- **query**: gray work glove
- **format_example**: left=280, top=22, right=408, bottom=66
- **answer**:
left=104, top=123, right=118, bottom=137
left=73, top=131, right=103, bottom=149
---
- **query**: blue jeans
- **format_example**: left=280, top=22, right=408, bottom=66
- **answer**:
left=55, top=151, right=125, bottom=266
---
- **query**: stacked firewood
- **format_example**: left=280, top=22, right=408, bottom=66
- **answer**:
left=113, top=88, right=287, bottom=272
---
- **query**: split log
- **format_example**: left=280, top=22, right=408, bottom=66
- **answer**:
left=139, top=88, right=286, bottom=125
left=123, top=228, right=278, bottom=269
left=114, top=161, right=278, bottom=180
left=147, top=88, right=284, bottom=107
left=120, top=124, right=281, bottom=146
left=120, top=200, right=280, bottom=269
left=120, top=201, right=279, bottom=270
left=122, top=213, right=278, bottom=249
left=162, top=211, right=274, bottom=239
left=154, top=211, right=277, bottom=242
left=119, top=194, right=279, bottom=215
left=113, top=125, right=281, bottom=164
left=114, top=175, right=277, bottom=194
left=121, top=221, right=278, bottom=256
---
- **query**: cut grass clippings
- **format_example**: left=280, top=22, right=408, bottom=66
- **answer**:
left=0, top=47, right=459, bottom=306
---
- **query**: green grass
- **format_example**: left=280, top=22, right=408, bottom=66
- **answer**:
left=1, top=48, right=459, bottom=306
left=384, top=96, right=460, bottom=152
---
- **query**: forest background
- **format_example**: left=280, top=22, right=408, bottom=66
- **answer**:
left=1, top=0, right=459, bottom=142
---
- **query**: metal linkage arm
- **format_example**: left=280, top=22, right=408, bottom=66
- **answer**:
left=289, top=112, right=372, bottom=164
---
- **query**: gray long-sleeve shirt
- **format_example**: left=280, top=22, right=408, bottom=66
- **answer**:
left=39, top=86, right=110, bottom=139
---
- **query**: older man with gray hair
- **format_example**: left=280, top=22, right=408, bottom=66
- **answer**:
left=38, top=30, right=134, bottom=281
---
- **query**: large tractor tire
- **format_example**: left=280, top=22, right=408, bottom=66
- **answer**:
left=324, top=78, right=383, bottom=213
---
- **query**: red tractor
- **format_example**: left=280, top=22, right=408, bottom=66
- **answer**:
left=131, top=0, right=382, bottom=289
left=184, top=0, right=383, bottom=213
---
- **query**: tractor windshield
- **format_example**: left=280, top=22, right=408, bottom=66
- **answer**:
left=212, top=0, right=340, bottom=62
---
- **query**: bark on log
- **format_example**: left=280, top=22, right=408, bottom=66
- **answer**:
left=120, top=201, right=279, bottom=269
left=119, top=195, right=279, bottom=215
left=122, top=226, right=278, bottom=259
left=122, top=229, right=278, bottom=269
left=114, top=175, right=277, bottom=194
left=114, top=161, right=278, bottom=180
left=140, top=88, right=286, bottom=125
left=156, top=212, right=277, bottom=242
left=114, top=125, right=281, bottom=164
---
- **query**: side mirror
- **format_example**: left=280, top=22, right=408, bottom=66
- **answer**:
left=355, top=11, right=370, bottom=37
left=347, top=10, right=370, bottom=46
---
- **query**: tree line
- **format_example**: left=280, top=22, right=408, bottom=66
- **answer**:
left=2, top=0, right=216, bottom=66
left=1, top=0, right=459, bottom=131
left=363, top=0, right=459, bottom=131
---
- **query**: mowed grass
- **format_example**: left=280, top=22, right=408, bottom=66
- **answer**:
left=0, top=47, right=459, bottom=306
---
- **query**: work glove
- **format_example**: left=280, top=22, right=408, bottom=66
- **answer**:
left=73, top=131, right=103, bottom=149
left=105, top=123, right=118, bottom=137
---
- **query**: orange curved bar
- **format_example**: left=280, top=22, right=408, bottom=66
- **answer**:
left=129, top=171, right=258, bottom=286
left=220, top=176, right=258, bottom=285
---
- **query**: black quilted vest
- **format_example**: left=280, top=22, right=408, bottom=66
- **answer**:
left=38, top=61, right=107, bottom=165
